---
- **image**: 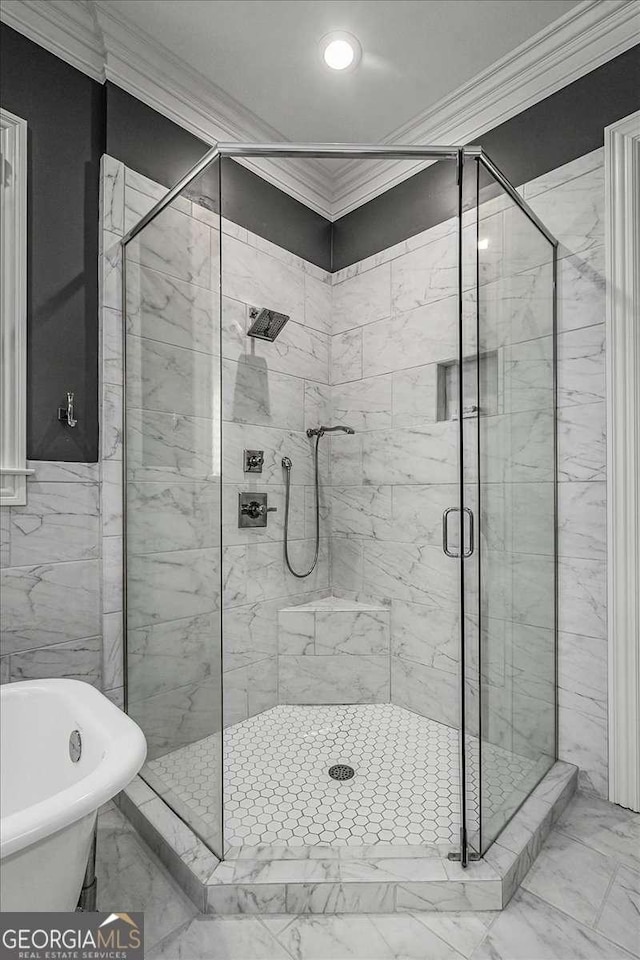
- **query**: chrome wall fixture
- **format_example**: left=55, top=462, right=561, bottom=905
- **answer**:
left=57, top=391, right=78, bottom=427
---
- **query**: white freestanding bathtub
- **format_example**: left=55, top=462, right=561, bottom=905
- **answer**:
left=0, top=679, right=146, bottom=912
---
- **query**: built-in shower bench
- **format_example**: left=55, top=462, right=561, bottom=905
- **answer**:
left=277, top=596, right=391, bottom=704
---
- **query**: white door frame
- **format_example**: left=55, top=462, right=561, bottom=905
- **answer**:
left=605, top=109, right=640, bottom=812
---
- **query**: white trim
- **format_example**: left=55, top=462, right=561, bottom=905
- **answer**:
left=0, top=108, right=29, bottom=507
left=1, top=0, right=638, bottom=218
left=605, top=109, right=640, bottom=813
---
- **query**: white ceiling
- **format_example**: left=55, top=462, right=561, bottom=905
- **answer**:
left=103, top=0, right=582, bottom=143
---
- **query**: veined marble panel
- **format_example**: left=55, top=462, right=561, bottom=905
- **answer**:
left=557, top=401, right=606, bottom=482
left=557, top=556, right=606, bottom=639
left=223, top=423, right=327, bottom=486
left=526, top=165, right=605, bottom=262
left=101, top=155, right=124, bottom=236
left=0, top=559, right=100, bottom=654
left=314, top=609, right=390, bottom=656
left=475, top=262, right=554, bottom=351
left=127, top=548, right=221, bottom=629
left=242, top=318, right=329, bottom=384
left=331, top=328, right=363, bottom=384
left=558, top=631, right=607, bottom=721
left=222, top=358, right=304, bottom=430
left=391, top=656, right=459, bottom=728
left=392, top=364, right=439, bottom=426
left=330, top=431, right=363, bottom=486
left=129, top=677, right=220, bottom=760
left=502, top=336, right=554, bottom=414
left=101, top=382, right=123, bottom=461
left=557, top=323, right=605, bottom=407
left=125, top=188, right=212, bottom=289
left=558, top=705, right=607, bottom=798
left=126, top=409, right=218, bottom=482
left=8, top=636, right=101, bottom=685
left=363, top=425, right=458, bottom=485
left=223, top=656, right=277, bottom=725
left=480, top=410, right=555, bottom=484
left=557, top=248, right=605, bottom=334
left=221, top=234, right=305, bottom=323
left=224, top=539, right=329, bottom=608
left=9, top=481, right=99, bottom=565
left=279, top=653, right=389, bottom=704
left=224, top=598, right=288, bottom=671
left=128, top=613, right=220, bottom=701
left=331, top=539, right=364, bottom=595
left=363, top=298, right=458, bottom=378
left=26, top=461, right=99, bottom=483
left=126, top=336, right=217, bottom=419
left=332, top=262, right=391, bottom=334
left=102, top=536, right=123, bottom=615
left=304, top=381, right=332, bottom=432
left=391, top=601, right=460, bottom=675
left=126, top=263, right=218, bottom=354
left=523, top=148, right=603, bottom=201
left=278, top=608, right=315, bottom=655
left=558, top=481, right=606, bottom=560
left=127, top=480, right=220, bottom=554
left=363, top=540, right=458, bottom=610
left=101, top=460, right=123, bottom=538
left=304, top=273, right=332, bottom=336
left=103, top=611, right=123, bottom=690
left=332, top=375, right=392, bottom=432
left=391, top=231, right=457, bottom=314
left=102, top=307, right=123, bottom=386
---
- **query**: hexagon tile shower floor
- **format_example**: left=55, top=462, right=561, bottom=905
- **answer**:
left=146, top=703, right=536, bottom=850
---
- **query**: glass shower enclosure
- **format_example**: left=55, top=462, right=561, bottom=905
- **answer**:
left=121, top=144, right=557, bottom=867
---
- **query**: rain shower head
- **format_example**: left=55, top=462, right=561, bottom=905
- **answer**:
left=247, top=307, right=289, bottom=341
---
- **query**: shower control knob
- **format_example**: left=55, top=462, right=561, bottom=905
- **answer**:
left=238, top=492, right=276, bottom=527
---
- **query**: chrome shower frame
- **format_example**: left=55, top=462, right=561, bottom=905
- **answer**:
left=120, top=142, right=558, bottom=867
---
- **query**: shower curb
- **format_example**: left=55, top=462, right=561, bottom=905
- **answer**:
left=117, top=759, right=577, bottom=914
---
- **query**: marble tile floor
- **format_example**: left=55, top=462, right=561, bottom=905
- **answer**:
left=145, top=703, right=536, bottom=850
left=96, top=790, right=640, bottom=959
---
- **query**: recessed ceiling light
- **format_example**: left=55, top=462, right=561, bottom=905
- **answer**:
left=320, top=31, right=362, bottom=71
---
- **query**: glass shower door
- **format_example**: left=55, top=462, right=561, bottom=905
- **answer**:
left=123, top=159, right=224, bottom=857
left=461, top=157, right=557, bottom=859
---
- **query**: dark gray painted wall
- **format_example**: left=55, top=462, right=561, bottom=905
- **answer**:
left=105, top=85, right=332, bottom=270
left=0, top=24, right=103, bottom=461
left=332, top=43, right=640, bottom=268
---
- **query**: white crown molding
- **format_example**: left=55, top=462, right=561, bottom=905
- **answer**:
left=331, top=0, right=640, bottom=218
left=1, top=0, right=638, bottom=220
left=605, top=109, right=640, bottom=813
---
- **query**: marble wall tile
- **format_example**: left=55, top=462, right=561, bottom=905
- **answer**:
left=103, top=611, right=124, bottom=690
left=9, top=481, right=99, bottom=565
left=126, top=263, right=218, bottom=354
left=304, top=381, right=332, bottom=431
left=125, top=188, right=212, bottom=289
left=222, top=357, right=304, bottom=430
left=0, top=559, right=100, bottom=654
left=502, top=336, right=554, bottom=415
left=129, top=677, right=220, bottom=759
left=331, top=328, right=363, bottom=384
left=224, top=598, right=290, bottom=671
left=103, top=536, right=123, bottom=615
left=391, top=231, right=457, bottom=314
left=223, top=656, right=277, bottom=725
left=332, top=375, right=392, bottom=432
left=127, top=336, right=217, bottom=419
left=391, top=601, right=459, bottom=675
left=128, top=612, right=220, bottom=701
left=101, top=459, right=123, bottom=538
left=557, top=249, right=605, bottom=334
left=128, top=480, right=219, bottom=554
left=243, top=318, right=330, bottom=384
left=363, top=540, right=457, bottom=609
left=221, top=234, right=305, bottom=322
left=523, top=148, right=603, bottom=201
left=330, top=431, right=363, bottom=485
left=557, top=323, right=605, bottom=407
left=126, top=409, right=217, bottom=482
left=101, top=155, right=125, bottom=236
left=124, top=166, right=191, bottom=214
left=332, top=262, right=391, bottom=334
left=475, top=263, right=554, bottom=351
left=101, top=232, right=123, bottom=311
left=26, top=461, right=99, bottom=483
left=557, top=401, right=606, bottom=482
left=363, top=298, right=458, bottom=378
left=279, top=653, right=389, bottom=704
left=391, top=657, right=459, bottom=727
left=595, top=864, right=640, bottom=956
left=9, top=636, right=101, bottom=685
left=127, top=547, right=221, bottom=629
left=558, top=705, right=608, bottom=798
left=278, top=608, right=315, bottom=655
left=304, top=273, right=332, bottom=335
left=223, top=423, right=327, bottom=487
left=557, top=556, right=606, bottom=639
left=102, top=307, right=123, bottom=386
left=101, top=382, right=123, bottom=461
left=526, top=166, right=605, bottom=263
left=557, top=481, right=606, bottom=560
left=558, top=631, right=607, bottom=721
left=363, top=425, right=458, bottom=485
left=315, top=609, right=390, bottom=655
left=0, top=511, right=10, bottom=568
left=331, top=539, right=364, bottom=595
left=392, top=364, right=439, bottom=426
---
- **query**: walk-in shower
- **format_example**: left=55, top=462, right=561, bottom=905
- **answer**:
left=120, top=141, right=557, bottom=871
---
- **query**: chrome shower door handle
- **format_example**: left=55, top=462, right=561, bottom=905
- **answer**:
left=442, top=507, right=459, bottom=558
left=442, top=507, right=475, bottom=558
left=462, top=507, right=474, bottom=558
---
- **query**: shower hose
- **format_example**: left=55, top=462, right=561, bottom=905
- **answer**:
left=281, top=433, right=321, bottom=578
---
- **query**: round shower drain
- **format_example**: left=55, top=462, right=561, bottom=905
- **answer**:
left=328, top=764, right=355, bottom=781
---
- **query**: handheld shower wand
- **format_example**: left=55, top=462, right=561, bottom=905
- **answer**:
left=281, top=425, right=355, bottom=578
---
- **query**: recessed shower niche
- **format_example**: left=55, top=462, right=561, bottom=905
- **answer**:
left=112, top=143, right=568, bottom=911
